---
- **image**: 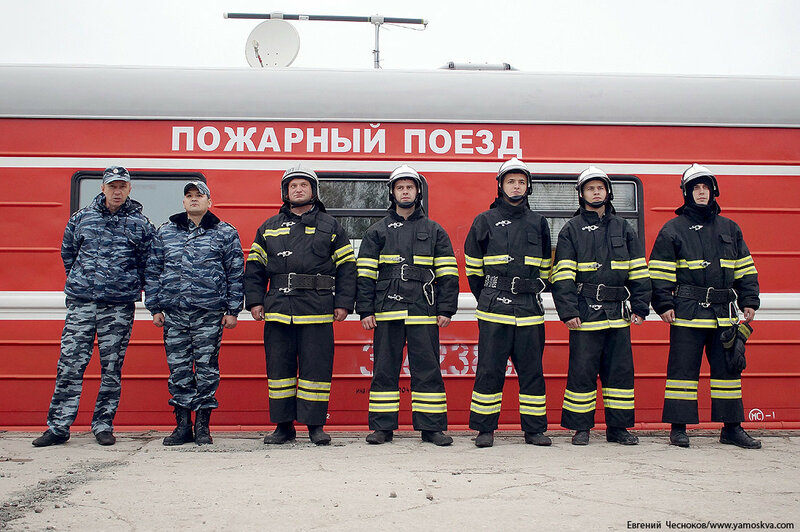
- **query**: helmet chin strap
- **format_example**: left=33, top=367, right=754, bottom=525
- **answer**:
left=587, top=199, right=606, bottom=208
left=288, top=196, right=316, bottom=208
left=396, top=199, right=416, bottom=208
left=500, top=189, right=526, bottom=203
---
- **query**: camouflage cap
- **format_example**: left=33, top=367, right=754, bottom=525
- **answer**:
left=102, top=166, right=131, bottom=184
left=184, top=181, right=211, bottom=197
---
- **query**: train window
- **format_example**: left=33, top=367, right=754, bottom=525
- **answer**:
left=528, top=174, right=644, bottom=248
left=71, top=171, right=206, bottom=226
left=318, top=172, right=428, bottom=255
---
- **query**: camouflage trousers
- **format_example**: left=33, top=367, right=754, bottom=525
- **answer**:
left=163, top=308, right=225, bottom=411
left=47, top=299, right=135, bottom=437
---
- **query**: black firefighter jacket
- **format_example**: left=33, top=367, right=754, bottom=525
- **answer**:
left=552, top=207, right=651, bottom=330
left=649, top=204, right=759, bottom=329
left=464, top=198, right=552, bottom=326
left=244, top=204, right=356, bottom=324
left=356, top=208, right=459, bottom=324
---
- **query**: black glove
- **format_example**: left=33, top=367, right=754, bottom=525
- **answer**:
left=721, top=323, right=753, bottom=373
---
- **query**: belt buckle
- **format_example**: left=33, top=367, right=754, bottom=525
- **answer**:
left=280, top=272, right=295, bottom=293
left=700, top=286, right=713, bottom=308
left=595, top=283, right=605, bottom=302
left=510, top=276, right=520, bottom=295
left=400, top=263, right=409, bottom=282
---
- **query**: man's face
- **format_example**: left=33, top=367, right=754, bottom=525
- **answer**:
left=582, top=180, right=607, bottom=204
left=101, top=180, right=131, bottom=210
left=502, top=172, right=528, bottom=199
left=183, top=187, right=211, bottom=217
left=692, top=182, right=711, bottom=205
left=393, top=178, right=418, bottom=205
left=287, top=178, right=313, bottom=204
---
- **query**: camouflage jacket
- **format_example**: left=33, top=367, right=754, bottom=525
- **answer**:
left=145, top=211, right=244, bottom=314
left=62, top=193, right=154, bottom=303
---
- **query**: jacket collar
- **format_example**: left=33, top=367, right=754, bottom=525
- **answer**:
left=93, top=193, right=143, bottom=216
left=387, top=206, right=425, bottom=222
left=169, top=210, right=220, bottom=230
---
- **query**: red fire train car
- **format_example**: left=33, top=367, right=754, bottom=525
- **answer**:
left=1, top=65, right=798, bottom=431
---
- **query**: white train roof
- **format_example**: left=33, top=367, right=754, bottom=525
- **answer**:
left=1, top=64, right=798, bottom=127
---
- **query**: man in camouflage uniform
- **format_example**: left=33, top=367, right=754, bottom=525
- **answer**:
left=33, top=166, right=154, bottom=447
left=145, top=181, right=244, bottom=446
left=245, top=164, right=356, bottom=446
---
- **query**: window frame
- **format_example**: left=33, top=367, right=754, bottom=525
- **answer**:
left=317, top=171, right=429, bottom=217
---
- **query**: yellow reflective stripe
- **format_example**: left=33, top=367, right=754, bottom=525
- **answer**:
left=628, top=269, right=650, bottom=280
left=298, top=379, right=331, bottom=391
left=334, top=244, right=354, bottom=260
left=434, top=256, right=457, bottom=266
left=539, top=269, right=551, bottom=280
left=305, top=226, right=316, bottom=234
left=247, top=243, right=269, bottom=265
left=672, top=318, right=718, bottom=329
left=710, top=389, right=743, bottom=399
left=603, top=399, right=634, bottom=409
left=564, top=389, right=596, bottom=401
left=665, top=390, right=698, bottom=400
left=519, top=393, right=546, bottom=414
left=562, top=400, right=596, bottom=413
left=336, top=253, right=355, bottom=267
left=718, top=316, right=739, bottom=327
left=666, top=379, right=698, bottom=389
left=296, top=389, right=330, bottom=402
left=677, top=259, right=707, bottom=270
left=553, top=260, right=577, bottom=273
left=466, top=267, right=484, bottom=277
left=379, top=254, right=403, bottom=264
left=464, top=254, right=484, bottom=267
left=268, top=377, right=298, bottom=387
left=710, top=379, right=742, bottom=388
left=629, top=257, right=647, bottom=269
left=263, top=227, right=290, bottom=237
left=264, top=313, right=292, bottom=324
left=405, top=315, right=438, bottom=325
left=475, top=310, right=517, bottom=325
left=358, top=269, right=378, bottom=279
left=516, top=315, right=545, bottom=326
left=412, top=403, right=448, bottom=413
left=412, top=391, right=446, bottom=400
left=412, top=391, right=447, bottom=413
left=551, top=271, right=576, bottom=282
left=577, top=262, right=601, bottom=271
left=520, top=405, right=547, bottom=416
left=435, top=267, right=459, bottom=277
left=369, top=390, right=400, bottom=400
left=369, top=403, right=400, bottom=412
left=470, top=402, right=502, bottom=415
left=602, top=387, right=634, bottom=398
left=357, top=257, right=378, bottom=267
left=734, top=266, right=758, bottom=279
left=375, top=310, right=408, bottom=321
left=519, top=394, right=545, bottom=404
left=576, top=319, right=630, bottom=331
left=292, top=314, right=334, bottom=324
left=472, top=391, right=503, bottom=403
left=524, top=256, right=544, bottom=267
left=484, top=254, right=512, bottom=265
left=413, top=255, right=434, bottom=266
left=719, top=258, right=736, bottom=269
left=650, top=271, right=677, bottom=282
left=649, top=260, right=676, bottom=271
left=611, top=260, right=630, bottom=270
left=269, top=388, right=297, bottom=399
left=735, top=256, right=754, bottom=267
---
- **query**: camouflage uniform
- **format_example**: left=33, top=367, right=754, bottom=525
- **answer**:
left=47, top=193, right=154, bottom=437
left=145, top=211, right=244, bottom=411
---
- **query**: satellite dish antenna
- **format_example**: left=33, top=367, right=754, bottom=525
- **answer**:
left=245, top=19, right=300, bottom=67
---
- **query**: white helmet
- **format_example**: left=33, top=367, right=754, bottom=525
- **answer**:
left=681, top=163, right=719, bottom=197
left=387, top=165, right=423, bottom=207
left=496, top=157, right=532, bottom=196
left=576, top=166, right=614, bottom=201
left=281, top=163, right=319, bottom=203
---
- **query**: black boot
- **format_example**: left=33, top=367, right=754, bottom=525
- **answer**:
left=308, top=425, right=331, bottom=446
left=524, top=432, right=552, bottom=446
left=32, top=429, right=69, bottom=447
left=194, top=408, right=213, bottom=445
left=264, top=421, right=296, bottom=444
left=606, top=426, right=639, bottom=445
left=572, top=430, right=590, bottom=446
left=421, top=430, right=453, bottom=446
left=163, top=406, right=194, bottom=446
left=720, top=423, right=761, bottom=449
left=365, top=430, right=393, bottom=444
left=669, top=423, right=689, bottom=448
left=475, top=431, right=494, bottom=448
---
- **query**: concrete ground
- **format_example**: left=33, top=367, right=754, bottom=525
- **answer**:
left=1, top=430, right=798, bottom=531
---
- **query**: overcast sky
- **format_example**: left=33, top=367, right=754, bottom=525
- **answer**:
left=0, top=0, right=798, bottom=75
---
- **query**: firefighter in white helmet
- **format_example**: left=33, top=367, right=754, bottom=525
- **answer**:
left=356, top=165, right=459, bottom=446
left=244, top=163, right=356, bottom=446
left=552, top=166, right=651, bottom=446
left=464, top=158, right=553, bottom=447
left=650, top=164, right=761, bottom=449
